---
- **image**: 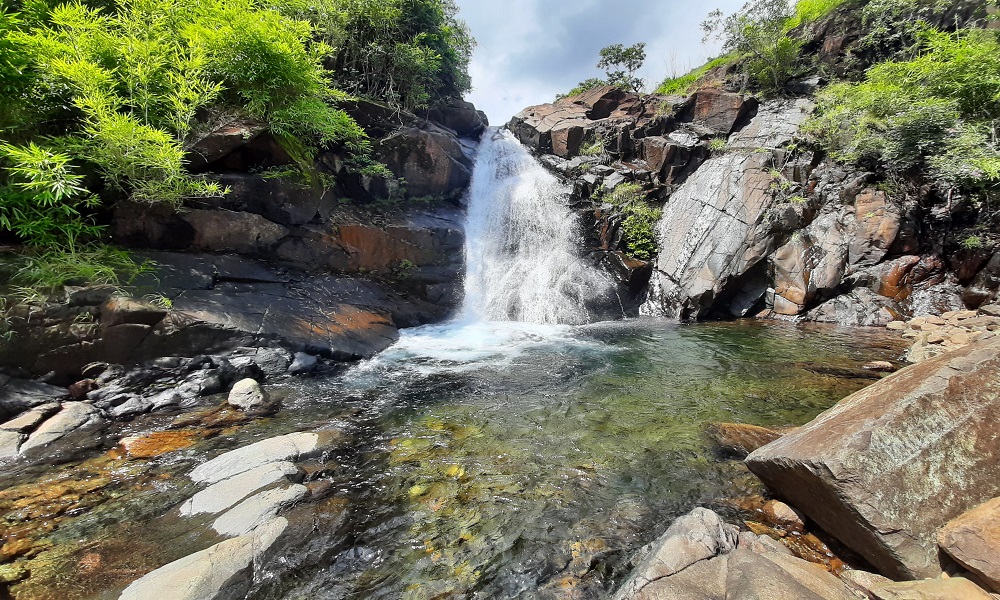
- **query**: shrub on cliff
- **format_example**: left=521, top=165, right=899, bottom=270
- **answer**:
left=0, top=0, right=372, bottom=289
left=807, top=28, right=1000, bottom=204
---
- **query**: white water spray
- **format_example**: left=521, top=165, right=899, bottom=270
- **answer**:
left=462, top=128, right=612, bottom=325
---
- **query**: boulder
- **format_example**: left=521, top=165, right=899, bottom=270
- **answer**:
left=614, top=508, right=859, bottom=600
left=707, top=422, right=788, bottom=457
left=118, top=516, right=287, bottom=600
left=197, top=174, right=335, bottom=226
left=288, top=352, right=318, bottom=375
left=227, top=378, right=267, bottom=411
left=212, top=485, right=308, bottom=536
left=747, top=337, right=1000, bottom=579
left=422, top=98, right=488, bottom=139
left=180, top=461, right=304, bottom=516
left=0, top=403, right=60, bottom=433
left=183, top=209, right=289, bottom=254
left=938, top=497, right=1000, bottom=592
left=613, top=507, right=739, bottom=599
left=184, top=119, right=270, bottom=171
left=100, top=297, right=169, bottom=328
left=690, top=88, right=758, bottom=135
left=377, top=125, right=474, bottom=198
left=189, top=431, right=342, bottom=485
left=0, top=430, right=24, bottom=460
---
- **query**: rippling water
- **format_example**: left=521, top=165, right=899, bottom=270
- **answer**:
left=246, top=318, right=905, bottom=600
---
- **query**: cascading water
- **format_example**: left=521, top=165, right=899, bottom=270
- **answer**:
left=462, top=128, right=613, bottom=325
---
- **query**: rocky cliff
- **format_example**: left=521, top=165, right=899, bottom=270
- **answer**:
left=0, top=99, right=487, bottom=382
left=507, top=83, right=997, bottom=326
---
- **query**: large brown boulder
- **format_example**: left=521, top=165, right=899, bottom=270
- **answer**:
left=938, top=497, right=1000, bottom=592
left=421, top=98, right=488, bottom=139
left=747, top=337, right=1000, bottom=580
left=377, top=125, right=473, bottom=198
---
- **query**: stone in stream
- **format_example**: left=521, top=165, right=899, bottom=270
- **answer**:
left=180, top=461, right=304, bottom=516
left=227, top=378, right=268, bottom=411
left=118, top=517, right=287, bottom=600
left=189, top=431, right=342, bottom=485
left=0, top=430, right=24, bottom=460
left=706, top=422, right=788, bottom=458
left=938, top=497, right=1000, bottom=592
left=18, top=402, right=104, bottom=457
left=747, top=337, right=1000, bottom=580
left=288, top=352, right=318, bottom=375
left=212, top=485, right=308, bottom=536
left=614, top=507, right=859, bottom=600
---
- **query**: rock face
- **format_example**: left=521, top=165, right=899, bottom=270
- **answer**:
left=747, top=337, right=1000, bottom=579
left=377, top=124, right=475, bottom=199
left=938, top=497, right=1000, bottom=592
left=0, top=250, right=458, bottom=380
left=614, top=507, right=858, bottom=600
left=641, top=100, right=814, bottom=319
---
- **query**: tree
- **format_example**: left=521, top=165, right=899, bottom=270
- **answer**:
left=701, top=0, right=800, bottom=93
left=597, top=42, right=647, bottom=93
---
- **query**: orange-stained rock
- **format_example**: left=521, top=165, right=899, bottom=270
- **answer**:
left=118, top=430, right=199, bottom=459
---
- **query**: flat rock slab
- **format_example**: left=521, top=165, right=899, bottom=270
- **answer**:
left=119, top=517, right=287, bottom=600
left=212, top=485, right=307, bottom=536
left=866, top=577, right=994, bottom=599
left=190, top=431, right=341, bottom=485
left=747, top=338, right=1000, bottom=579
left=0, top=403, right=60, bottom=433
left=180, top=461, right=303, bottom=517
left=19, top=402, right=103, bottom=456
left=938, top=497, right=1000, bottom=592
left=0, top=430, right=24, bottom=460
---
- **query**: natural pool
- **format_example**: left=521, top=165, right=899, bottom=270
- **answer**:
left=1, top=319, right=907, bottom=600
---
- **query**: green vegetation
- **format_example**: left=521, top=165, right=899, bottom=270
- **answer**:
left=807, top=28, right=1000, bottom=204
left=961, top=235, right=984, bottom=250
left=655, top=54, right=736, bottom=96
left=605, top=183, right=661, bottom=260
left=785, top=0, right=849, bottom=31
left=0, top=0, right=472, bottom=293
left=708, top=137, right=729, bottom=154
left=579, top=137, right=607, bottom=157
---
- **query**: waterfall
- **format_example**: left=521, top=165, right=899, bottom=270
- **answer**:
left=462, top=128, right=612, bottom=325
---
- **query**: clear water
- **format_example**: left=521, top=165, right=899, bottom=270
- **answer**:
left=1, top=130, right=907, bottom=600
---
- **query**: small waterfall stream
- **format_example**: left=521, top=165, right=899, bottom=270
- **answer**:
left=462, top=128, right=612, bottom=325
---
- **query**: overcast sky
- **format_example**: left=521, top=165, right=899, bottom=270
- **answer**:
left=454, top=0, right=747, bottom=124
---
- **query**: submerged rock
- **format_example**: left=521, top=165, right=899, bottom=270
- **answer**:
left=180, top=461, right=303, bottom=517
left=747, top=337, right=1000, bottom=579
left=189, top=431, right=341, bottom=485
left=707, top=422, right=788, bottom=458
left=118, top=517, right=288, bottom=600
left=212, top=485, right=307, bottom=536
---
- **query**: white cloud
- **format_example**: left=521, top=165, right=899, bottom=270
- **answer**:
left=454, top=0, right=746, bottom=124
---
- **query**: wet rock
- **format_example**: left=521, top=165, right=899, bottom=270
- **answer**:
left=614, top=507, right=738, bottom=598
left=0, top=430, right=24, bottom=460
left=747, top=337, right=1000, bottom=579
left=227, top=378, right=267, bottom=411
left=0, top=403, right=60, bottom=433
left=863, top=361, right=896, bottom=372
left=100, top=297, right=168, bottom=328
left=288, top=352, right=318, bottom=375
left=707, top=422, right=788, bottom=457
left=212, top=485, right=308, bottom=536
left=19, top=402, right=104, bottom=457
left=938, top=497, right=1000, bottom=592
left=118, top=516, right=288, bottom=600
left=190, top=431, right=343, bottom=485
left=118, top=430, right=199, bottom=459
left=0, top=379, right=68, bottom=420
left=763, top=500, right=806, bottom=532
left=230, top=347, right=291, bottom=380
left=180, top=461, right=304, bottom=516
